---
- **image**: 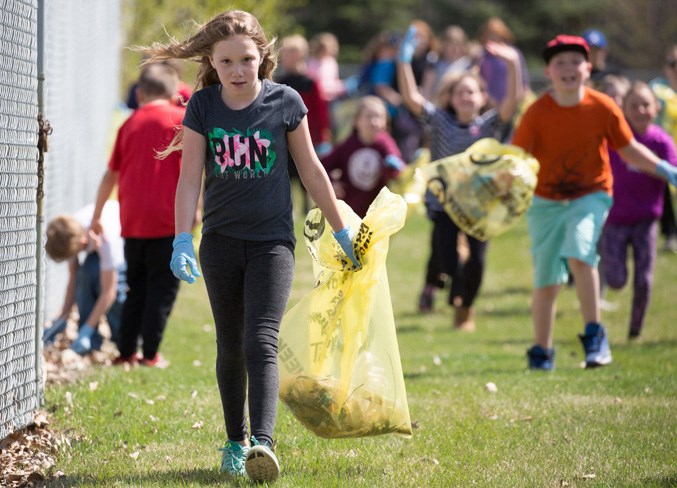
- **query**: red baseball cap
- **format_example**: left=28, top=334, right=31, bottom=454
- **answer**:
left=542, top=35, right=589, bottom=63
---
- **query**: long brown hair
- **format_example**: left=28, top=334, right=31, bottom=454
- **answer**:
left=141, top=10, right=278, bottom=156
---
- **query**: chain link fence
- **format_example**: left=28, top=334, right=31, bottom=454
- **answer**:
left=0, top=0, right=121, bottom=440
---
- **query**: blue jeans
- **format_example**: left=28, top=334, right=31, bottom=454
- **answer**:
left=76, top=252, right=127, bottom=346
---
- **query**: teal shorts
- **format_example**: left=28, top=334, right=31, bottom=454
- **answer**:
left=526, top=192, right=612, bottom=288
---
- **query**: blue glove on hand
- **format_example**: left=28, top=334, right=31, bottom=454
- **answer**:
left=316, top=142, right=333, bottom=158
left=657, top=159, right=677, bottom=187
left=171, top=232, right=201, bottom=284
left=385, top=154, right=406, bottom=171
left=43, top=317, right=67, bottom=345
left=398, top=25, right=418, bottom=63
left=332, top=226, right=362, bottom=270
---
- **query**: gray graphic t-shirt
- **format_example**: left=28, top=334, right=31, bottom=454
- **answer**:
left=183, top=80, right=307, bottom=244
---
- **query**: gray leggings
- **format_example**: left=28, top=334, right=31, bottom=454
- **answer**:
left=199, top=234, right=294, bottom=446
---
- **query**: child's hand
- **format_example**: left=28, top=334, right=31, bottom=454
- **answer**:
left=398, top=25, right=418, bottom=64
left=170, top=232, right=201, bottom=284
left=385, top=154, right=406, bottom=171
left=657, top=159, right=677, bottom=187
left=86, top=230, right=102, bottom=253
left=484, top=41, right=519, bottom=64
left=332, top=226, right=362, bottom=270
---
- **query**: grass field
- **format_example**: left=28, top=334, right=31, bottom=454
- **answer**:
left=43, top=201, right=676, bottom=487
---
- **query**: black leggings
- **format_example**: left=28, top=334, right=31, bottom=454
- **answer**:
left=200, top=234, right=294, bottom=446
left=425, top=211, right=488, bottom=307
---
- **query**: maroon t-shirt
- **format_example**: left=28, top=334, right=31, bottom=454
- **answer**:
left=321, top=130, right=401, bottom=217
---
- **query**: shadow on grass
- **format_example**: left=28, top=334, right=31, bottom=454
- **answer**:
left=481, top=286, right=532, bottom=298
left=46, top=468, right=255, bottom=487
left=642, top=474, right=677, bottom=487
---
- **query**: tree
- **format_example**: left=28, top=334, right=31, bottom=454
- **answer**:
left=120, top=0, right=301, bottom=97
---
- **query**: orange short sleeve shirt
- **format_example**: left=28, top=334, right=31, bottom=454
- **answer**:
left=512, top=88, right=633, bottom=200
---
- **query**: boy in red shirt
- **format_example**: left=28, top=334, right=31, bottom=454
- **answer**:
left=512, top=35, right=677, bottom=370
left=91, top=62, right=188, bottom=367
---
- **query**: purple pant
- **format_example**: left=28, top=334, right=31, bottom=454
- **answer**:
left=600, top=220, right=658, bottom=336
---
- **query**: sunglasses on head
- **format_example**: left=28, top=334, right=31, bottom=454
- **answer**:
left=667, top=60, right=677, bottom=69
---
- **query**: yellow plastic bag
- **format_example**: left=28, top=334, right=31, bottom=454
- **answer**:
left=278, top=188, right=412, bottom=439
left=390, top=148, right=429, bottom=215
left=420, top=138, right=539, bottom=241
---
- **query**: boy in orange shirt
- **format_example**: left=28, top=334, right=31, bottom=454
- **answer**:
left=512, top=35, right=677, bottom=370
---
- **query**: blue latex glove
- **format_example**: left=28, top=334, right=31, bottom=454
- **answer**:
left=656, top=159, right=677, bottom=186
left=43, top=317, right=67, bottom=345
left=385, top=154, right=406, bottom=171
left=171, top=232, right=201, bottom=284
left=344, top=75, right=359, bottom=96
left=316, top=142, right=333, bottom=158
left=70, top=324, right=101, bottom=355
left=398, top=25, right=418, bottom=63
left=332, top=226, right=362, bottom=270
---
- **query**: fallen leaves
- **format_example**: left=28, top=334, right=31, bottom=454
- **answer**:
left=0, top=411, right=69, bottom=488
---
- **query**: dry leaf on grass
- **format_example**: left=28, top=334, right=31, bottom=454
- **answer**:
left=0, top=411, right=71, bottom=488
left=1, top=319, right=120, bottom=486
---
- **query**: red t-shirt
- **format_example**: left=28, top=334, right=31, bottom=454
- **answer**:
left=321, top=130, right=401, bottom=217
left=512, top=88, right=633, bottom=200
left=108, top=100, right=185, bottom=238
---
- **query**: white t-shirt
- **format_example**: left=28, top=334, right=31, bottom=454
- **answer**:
left=73, top=201, right=124, bottom=270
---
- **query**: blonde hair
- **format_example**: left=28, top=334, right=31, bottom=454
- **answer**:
left=143, top=10, right=277, bottom=157
left=622, top=80, right=658, bottom=109
left=353, top=95, right=387, bottom=125
left=45, top=215, right=84, bottom=262
left=309, top=32, right=339, bottom=58
left=281, top=34, right=309, bottom=60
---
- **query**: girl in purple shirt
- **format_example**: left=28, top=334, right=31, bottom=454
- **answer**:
left=601, top=81, right=677, bottom=339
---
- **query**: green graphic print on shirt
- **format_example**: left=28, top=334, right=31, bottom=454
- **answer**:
left=208, top=127, right=276, bottom=179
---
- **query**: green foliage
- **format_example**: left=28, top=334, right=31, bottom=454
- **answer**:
left=120, top=0, right=303, bottom=96
left=43, top=196, right=677, bottom=486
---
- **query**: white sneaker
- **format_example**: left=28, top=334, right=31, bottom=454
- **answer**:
left=245, top=437, right=280, bottom=482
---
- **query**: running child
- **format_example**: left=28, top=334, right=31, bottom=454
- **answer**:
left=600, top=81, right=677, bottom=340
left=512, top=35, right=677, bottom=370
left=397, top=24, right=522, bottom=331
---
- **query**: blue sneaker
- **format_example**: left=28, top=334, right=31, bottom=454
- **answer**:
left=246, top=436, right=280, bottom=482
left=526, top=345, right=555, bottom=371
left=219, top=440, right=248, bottom=477
left=578, top=322, right=612, bottom=368
left=43, top=318, right=68, bottom=345
left=70, top=324, right=102, bottom=355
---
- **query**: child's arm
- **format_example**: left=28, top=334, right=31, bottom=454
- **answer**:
left=486, top=41, right=522, bottom=123
left=396, top=25, right=426, bottom=117
left=289, top=116, right=361, bottom=269
left=82, top=268, right=118, bottom=328
left=90, top=169, right=118, bottom=235
left=175, top=128, right=205, bottom=234
left=59, top=258, right=78, bottom=320
left=618, top=139, right=677, bottom=185
left=170, top=127, right=205, bottom=284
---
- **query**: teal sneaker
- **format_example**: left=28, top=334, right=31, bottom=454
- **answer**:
left=219, top=440, right=249, bottom=477
left=246, top=436, right=280, bottom=482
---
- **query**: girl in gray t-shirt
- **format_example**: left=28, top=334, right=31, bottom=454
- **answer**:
left=143, top=10, right=361, bottom=483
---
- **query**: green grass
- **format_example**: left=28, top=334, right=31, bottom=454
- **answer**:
left=43, top=207, right=677, bottom=487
